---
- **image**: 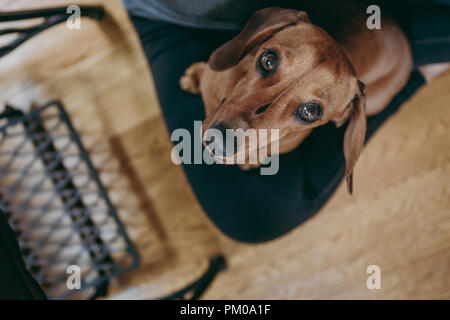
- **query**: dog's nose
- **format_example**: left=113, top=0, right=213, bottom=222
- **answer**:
left=206, top=121, right=238, bottom=157
left=210, top=121, right=228, bottom=136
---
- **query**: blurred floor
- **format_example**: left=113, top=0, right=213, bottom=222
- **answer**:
left=0, top=0, right=449, bottom=299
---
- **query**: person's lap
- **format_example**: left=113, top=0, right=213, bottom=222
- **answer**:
left=130, top=16, right=425, bottom=243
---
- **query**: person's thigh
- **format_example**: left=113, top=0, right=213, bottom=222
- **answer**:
left=130, top=16, right=425, bottom=243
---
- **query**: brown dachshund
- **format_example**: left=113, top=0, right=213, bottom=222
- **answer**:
left=180, top=4, right=413, bottom=193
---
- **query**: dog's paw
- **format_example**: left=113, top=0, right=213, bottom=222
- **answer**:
left=179, top=62, right=206, bottom=94
left=180, top=74, right=200, bottom=94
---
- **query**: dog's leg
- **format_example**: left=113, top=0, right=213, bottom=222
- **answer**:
left=362, top=30, right=413, bottom=116
left=364, top=65, right=411, bottom=116
left=180, top=62, right=207, bottom=94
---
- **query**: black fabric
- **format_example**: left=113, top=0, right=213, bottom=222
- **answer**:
left=131, top=15, right=429, bottom=243
left=405, top=3, right=450, bottom=65
left=0, top=208, right=47, bottom=300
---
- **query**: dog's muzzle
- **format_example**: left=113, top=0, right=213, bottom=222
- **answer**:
left=204, top=121, right=238, bottom=157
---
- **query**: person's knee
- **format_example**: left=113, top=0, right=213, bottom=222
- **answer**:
left=208, top=206, right=310, bottom=244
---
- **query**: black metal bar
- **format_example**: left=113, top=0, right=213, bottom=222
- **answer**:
left=22, top=109, right=114, bottom=297
left=0, top=102, right=140, bottom=299
left=0, top=6, right=104, bottom=22
left=0, top=15, right=67, bottom=58
left=160, top=255, right=227, bottom=300
left=0, top=6, right=104, bottom=58
left=56, top=101, right=141, bottom=276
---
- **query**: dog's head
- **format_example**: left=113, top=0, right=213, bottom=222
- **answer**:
left=204, top=7, right=366, bottom=194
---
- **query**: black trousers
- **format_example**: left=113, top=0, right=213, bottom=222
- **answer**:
left=129, top=4, right=449, bottom=243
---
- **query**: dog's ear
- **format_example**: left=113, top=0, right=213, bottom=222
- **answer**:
left=209, top=7, right=309, bottom=71
left=343, top=80, right=367, bottom=195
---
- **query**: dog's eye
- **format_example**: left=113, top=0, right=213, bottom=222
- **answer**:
left=296, top=103, right=322, bottom=123
left=258, top=50, right=278, bottom=75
